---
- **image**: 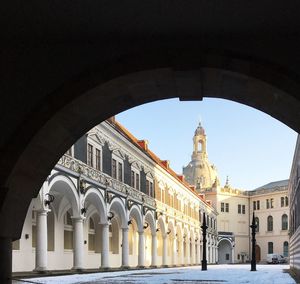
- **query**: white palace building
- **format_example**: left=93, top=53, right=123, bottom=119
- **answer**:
left=12, top=118, right=218, bottom=272
left=12, top=118, right=291, bottom=273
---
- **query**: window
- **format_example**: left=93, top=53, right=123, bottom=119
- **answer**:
left=118, top=162, right=123, bottom=181
left=242, top=205, right=245, bottom=214
left=238, top=204, right=241, bottom=214
left=257, top=200, right=260, bottom=210
left=285, top=196, right=289, bottom=206
left=135, top=172, right=140, bottom=190
left=225, top=203, right=229, bottom=213
left=281, top=197, right=285, bottom=207
left=112, top=157, right=123, bottom=181
left=283, top=241, right=289, bottom=257
left=221, top=202, right=224, bottom=212
left=131, top=169, right=140, bottom=190
left=282, top=214, right=288, bottom=230
left=267, top=215, right=273, bottom=232
left=268, top=242, right=273, bottom=254
left=266, top=199, right=270, bottom=209
left=87, top=143, right=93, bottom=167
left=146, top=179, right=154, bottom=197
left=112, top=159, right=117, bottom=179
left=255, top=217, right=259, bottom=232
left=270, top=198, right=274, bottom=208
left=226, top=253, right=230, bottom=260
left=253, top=201, right=256, bottom=210
left=95, top=148, right=101, bottom=171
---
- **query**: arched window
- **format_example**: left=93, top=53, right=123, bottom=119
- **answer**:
left=255, top=217, right=259, bottom=232
left=285, top=196, right=289, bottom=206
left=282, top=214, right=288, bottom=230
left=267, top=216, right=273, bottom=232
left=283, top=241, right=289, bottom=257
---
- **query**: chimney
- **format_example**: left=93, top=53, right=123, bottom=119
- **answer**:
left=161, top=160, right=170, bottom=169
left=137, top=140, right=149, bottom=151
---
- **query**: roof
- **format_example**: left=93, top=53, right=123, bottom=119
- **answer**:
left=254, top=179, right=289, bottom=190
left=106, top=117, right=213, bottom=208
left=248, top=179, right=289, bottom=196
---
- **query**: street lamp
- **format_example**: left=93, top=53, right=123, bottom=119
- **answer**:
left=250, top=212, right=257, bottom=271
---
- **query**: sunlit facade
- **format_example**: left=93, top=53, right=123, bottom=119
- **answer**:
left=12, top=118, right=217, bottom=272
left=183, top=123, right=289, bottom=264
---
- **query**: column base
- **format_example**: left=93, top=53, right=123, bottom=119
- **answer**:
left=33, top=268, right=48, bottom=274
left=137, top=265, right=145, bottom=269
left=150, top=265, right=157, bottom=268
left=99, top=266, right=110, bottom=271
left=121, top=265, right=130, bottom=269
left=71, top=267, right=84, bottom=272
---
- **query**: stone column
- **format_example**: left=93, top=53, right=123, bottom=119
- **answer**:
left=192, top=241, right=196, bottom=265
left=122, top=228, right=129, bottom=267
left=162, top=234, right=167, bottom=266
left=101, top=223, right=109, bottom=268
left=180, top=239, right=184, bottom=265
left=151, top=233, right=157, bottom=267
left=197, top=241, right=201, bottom=264
left=0, top=237, right=12, bottom=284
left=138, top=231, right=145, bottom=267
left=35, top=210, right=48, bottom=271
left=72, top=217, right=84, bottom=270
left=186, top=239, right=190, bottom=265
left=232, top=245, right=235, bottom=264
left=172, top=237, right=177, bottom=266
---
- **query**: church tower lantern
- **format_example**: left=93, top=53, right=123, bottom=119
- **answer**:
left=183, top=122, right=219, bottom=192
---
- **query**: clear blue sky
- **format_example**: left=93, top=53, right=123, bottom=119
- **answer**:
left=116, top=98, right=298, bottom=190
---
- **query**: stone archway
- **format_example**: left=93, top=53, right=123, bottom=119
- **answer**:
left=218, top=238, right=233, bottom=264
left=1, top=36, right=300, bottom=282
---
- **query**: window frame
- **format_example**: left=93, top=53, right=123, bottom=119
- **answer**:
left=111, top=154, right=124, bottom=182
left=267, top=215, right=273, bottom=232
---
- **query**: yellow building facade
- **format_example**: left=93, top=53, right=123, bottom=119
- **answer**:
left=183, top=123, right=289, bottom=263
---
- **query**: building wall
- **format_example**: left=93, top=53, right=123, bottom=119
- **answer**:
left=250, top=190, right=289, bottom=262
left=289, top=135, right=300, bottom=276
left=12, top=120, right=217, bottom=272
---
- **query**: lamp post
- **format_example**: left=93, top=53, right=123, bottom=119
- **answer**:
left=201, top=211, right=208, bottom=271
left=250, top=212, right=257, bottom=271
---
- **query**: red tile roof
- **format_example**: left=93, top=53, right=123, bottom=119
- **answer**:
left=107, top=118, right=212, bottom=208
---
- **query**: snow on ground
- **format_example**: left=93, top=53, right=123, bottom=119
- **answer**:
left=15, top=264, right=296, bottom=284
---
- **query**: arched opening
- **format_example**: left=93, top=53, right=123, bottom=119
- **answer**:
left=218, top=239, right=233, bottom=264
left=1, top=4, right=300, bottom=282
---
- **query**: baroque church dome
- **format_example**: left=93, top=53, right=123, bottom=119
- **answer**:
left=183, top=122, right=219, bottom=191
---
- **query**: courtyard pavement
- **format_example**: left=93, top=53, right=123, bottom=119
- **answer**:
left=13, top=264, right=295, bottom=284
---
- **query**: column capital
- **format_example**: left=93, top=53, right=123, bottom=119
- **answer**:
left=36, top=209, right=49, bottom=215
left=72, top=216, right=84, bottom=222
left=122, top=227, right=129, bottom=232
